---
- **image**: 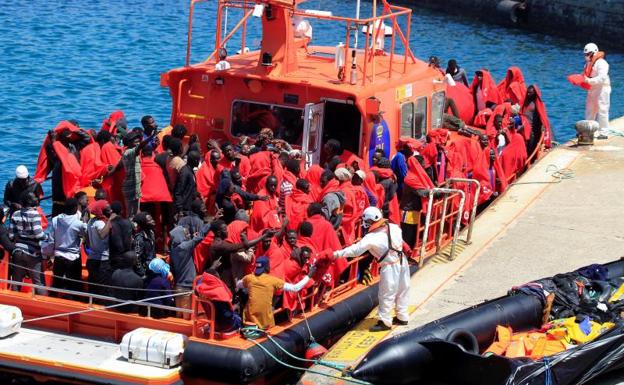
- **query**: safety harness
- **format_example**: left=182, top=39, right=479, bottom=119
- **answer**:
left=377, top=222, right=403, bottom=265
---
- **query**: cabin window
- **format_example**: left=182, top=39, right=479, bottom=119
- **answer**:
left=431, top=91, right=446, bottom=129
left=400, top=102, right=414, bottom=137
left=414, top=96, right=427, bottom=139
left=231, top=100, right=304, bottom=145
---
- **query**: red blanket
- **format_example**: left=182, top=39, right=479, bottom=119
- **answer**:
left=140, top=156, right=172, bottom=203
left=284, top=189, right=313, bottom=231
left=34, top=121, right=80, bottom=183
left=497, top=67, right=527, bottom=105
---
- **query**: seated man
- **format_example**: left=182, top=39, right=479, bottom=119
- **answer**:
left=196, top=268, right=242, bottom=333
left=238, top=256, right=314, bottom=329
left=144, top=257, right=175, bottom=318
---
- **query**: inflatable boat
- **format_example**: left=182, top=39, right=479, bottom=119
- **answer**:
left=351, top=259, right=624, bottom=385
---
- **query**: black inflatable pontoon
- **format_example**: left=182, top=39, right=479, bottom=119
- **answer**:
left=352, top=259, right=624, bottom=385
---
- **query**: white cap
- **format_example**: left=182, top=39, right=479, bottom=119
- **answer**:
left=355, top=170, right=366, bottom=180
left=15, top=165, right=28, bottom=179
left=334, top=167, right=352, bottom=182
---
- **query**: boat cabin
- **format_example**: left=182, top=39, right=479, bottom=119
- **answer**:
left=160, top=0, right=447, bottom=167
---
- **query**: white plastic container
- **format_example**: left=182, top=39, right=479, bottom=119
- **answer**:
left=120, top=328, right=187, bottom=369
left=0, top=305, right=22, bottom=338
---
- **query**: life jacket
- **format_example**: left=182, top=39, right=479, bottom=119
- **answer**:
left=584, top=51, right=606, bottom=77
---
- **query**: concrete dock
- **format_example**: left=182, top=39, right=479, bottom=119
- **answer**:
left=300, top=117, right=624, bottom=385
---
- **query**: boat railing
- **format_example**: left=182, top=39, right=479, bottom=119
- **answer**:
left=418, top=188, right=466, bottom=266
left=443, top=178, right=481, bottom=245
left=186, top=0, right=416, bottom=86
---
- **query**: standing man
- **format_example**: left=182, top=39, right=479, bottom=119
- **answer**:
left=48, top=198, right=87, bottom=295
left=583, top=43, right=611, bottom=138
left=4, top=165, right=44, bottom=216
left=332, top=207, right=411, bottom=331
left=120, top=130, right=155, bottom=217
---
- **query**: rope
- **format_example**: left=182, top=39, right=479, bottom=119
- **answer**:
left=22, top=291, right=191, bottom=323
left=241, top=325, right=345, bottom=371
left=6, top=260, right=174, bottom=292
left=298, top=292, right=315, bottom=342
left=508, top=164, right=574, bottom=187
left=544, top=357, right=553, bottom=385
left=241, top=326, right=370, bottom=385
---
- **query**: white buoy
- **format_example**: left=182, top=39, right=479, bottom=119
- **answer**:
left=120, top=328, right=187, bottom=369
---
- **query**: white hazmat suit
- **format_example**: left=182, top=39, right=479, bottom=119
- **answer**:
left=334, top=222, right=410, bottom=328
left=585, top=54, right=611, bottom=132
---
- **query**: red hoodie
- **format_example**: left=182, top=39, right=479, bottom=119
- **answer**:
left=497, top=67, right=527, bottom=105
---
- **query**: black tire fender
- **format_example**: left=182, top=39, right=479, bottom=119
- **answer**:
left=445, top=328, right=479, bottom=354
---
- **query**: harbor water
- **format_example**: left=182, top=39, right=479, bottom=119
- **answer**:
left=0, top=0, right=622, bottom=193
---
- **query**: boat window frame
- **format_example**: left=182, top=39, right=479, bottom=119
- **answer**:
left=400, top=101, right=414, bottom=138
left=413, top=96, right=428, bottom=139
left=229, top=99, right=304, bottom=140
left=431, top=90, right=446, bottom=130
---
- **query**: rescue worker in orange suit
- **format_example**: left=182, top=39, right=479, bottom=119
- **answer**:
left=583, top=43, right=611, bottom=138
left=332, top=207, right=411, bottom=332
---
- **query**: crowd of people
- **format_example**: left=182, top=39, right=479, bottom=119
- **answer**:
left=0, top=56, right=557, bottom=333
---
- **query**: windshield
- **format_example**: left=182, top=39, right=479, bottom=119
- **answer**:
left=231, top=101, right=303, bottom=145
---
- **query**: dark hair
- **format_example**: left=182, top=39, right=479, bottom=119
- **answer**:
left=169, top=137, right=183, bottom=156
left=95, top=130, right=112, bottom=145
left=285, top=159, right=301, bottom=175
left=187, top=151, right=201, bottom=167
left=295, top=178, right=309, bottom=191
left=306, top=202, right=323, bottom=217
left=110, top=201, right=124, bottom=215
left=300, top=246, right=312, bottom=255
left=63, top=197, right=79, bottom=215
left=171, top=124, right=187, bottom=139
left=141, top=115, right=153, bottom=128
left=74, top=191, right=87, bottom=200
left=190, top=199, right=204, bottom=216
left=122, top=131, right=141, bottom=147
left=95, top=188, right=107, bottom=201
left=133, top=212, right=149, bottom=229
left=298, top=221, right=313, bottom=237
left=142, top=145, right=154, bottom=157
left=377, top=157, right=391, bottom=169
left=161, top=135, right=172, bottom=151
left=325, top=139, right=342, bottom=155
left=321, top=169, right=335, bottom=182
left=221, top=141, right=233, bottom=150
left=20, top=191, right=38, bottom=208
left=211, top=219, right=227, bottom=234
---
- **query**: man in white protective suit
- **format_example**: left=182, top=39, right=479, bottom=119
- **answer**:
left=583, top=43, right=611, bottom=139
left=332, top=207, right=411, bottom=332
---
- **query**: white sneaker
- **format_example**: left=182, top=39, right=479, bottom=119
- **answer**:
left=595, top=130, right=609, bottom=139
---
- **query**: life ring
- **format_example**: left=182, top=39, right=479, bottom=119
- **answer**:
left=445, top=328, right=479, bottom=354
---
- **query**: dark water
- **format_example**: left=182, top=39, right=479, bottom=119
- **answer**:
left=1, top=0, right=622, bottom=196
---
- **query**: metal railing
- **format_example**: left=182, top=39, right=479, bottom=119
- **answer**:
left=419, top=188, right=466, bottom=266
left=444, top=178, right=481, bottom=245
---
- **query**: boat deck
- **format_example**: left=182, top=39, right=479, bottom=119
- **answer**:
left=0, top=327, right=182, bottom=385
left=299, top=117, right=624, bottom=385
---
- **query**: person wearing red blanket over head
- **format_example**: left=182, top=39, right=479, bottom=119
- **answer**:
left=334, top=168, right=361, bottom=245
left=400, top=157, right=434, bottom=247
left=500, top=118, right=528, bottom=180
left=246, top=149, right=283, bottom=195
left=250, top=175, right=280, bottom=234
left=36, top=122, right=91, bottom=216
left=284, top=179, right=313, bottom=232
left=196, top=150, right=223, bottom=215
left=304, top=165, right=324, bottom=202
left=318, top=170, right=345, bottom=230
left=497, top=67, right=527, bottom=105
left=471, top=70, right=501, bottom=118
left=522, top=85, right=553, bottom=153
left=96, top=130, right=124, bottom=207
left=196, top=269, right=242, bottom=332
left=472, top=134, right=508, bottom=204
left=305, top=203, right=341, bottom=252
left=139, top=145, right=173, bottom=246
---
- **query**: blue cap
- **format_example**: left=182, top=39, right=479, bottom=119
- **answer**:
left=149, top=258, right=170, bottom=278
left=255, top=256, right=270, bottom=275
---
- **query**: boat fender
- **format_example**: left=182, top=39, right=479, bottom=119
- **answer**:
left=305, top=341, right=328, bottom=362
left=495, top=0, right=528, bottom=24
left=0, top=305, right=22, bottom=338
left=445, top=329, right=479, bottom=354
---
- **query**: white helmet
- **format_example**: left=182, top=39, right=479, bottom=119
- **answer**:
left=362, top=206, right=383, bottom=228
left=584, top=43, right=599, bottom=55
